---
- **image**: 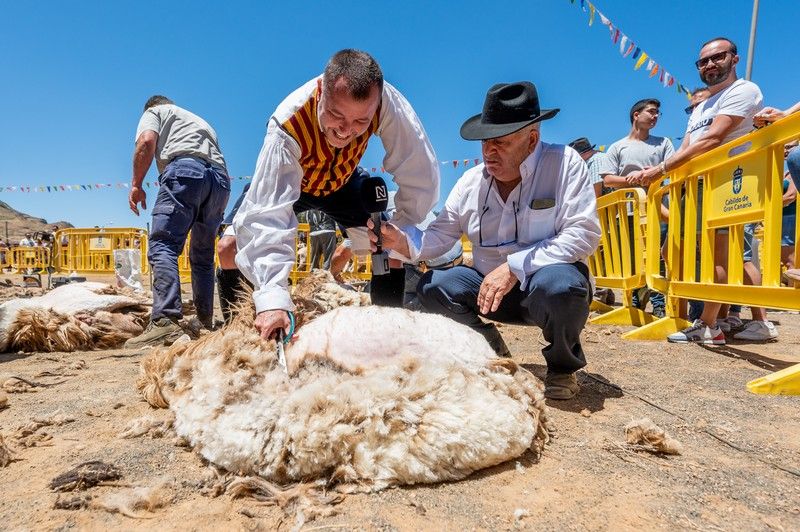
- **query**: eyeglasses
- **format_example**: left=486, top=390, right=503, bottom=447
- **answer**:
left=478, top=178, right=519, bottom=248
left=695, top=50, right=732, bottom=69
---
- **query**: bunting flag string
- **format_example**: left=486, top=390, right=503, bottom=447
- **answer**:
left=567, top=0, right=693, bottom=100
left=0, top=157, right=495, bottom=193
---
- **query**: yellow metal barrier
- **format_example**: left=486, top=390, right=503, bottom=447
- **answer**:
left=289, top=223, right=372, bottom=285
left=9, top=246, right=51, bottom=273
left=631, top=111, right=800, bottom=342
left=54, top=228, right=148, bottom=274
left=587, top=188, right=657, bottom=328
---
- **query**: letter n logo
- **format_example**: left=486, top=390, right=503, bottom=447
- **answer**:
left=375, top=185, right=387, bottom=200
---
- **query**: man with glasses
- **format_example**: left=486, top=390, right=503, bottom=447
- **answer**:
left=634, top=37, right=776, bottom=344
left=370, top=82, right=601, bottom=400
left=599, top=98, right=674, bottom=318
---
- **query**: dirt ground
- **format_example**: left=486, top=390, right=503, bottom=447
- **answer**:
left=1, top=274, right=799, bottom=531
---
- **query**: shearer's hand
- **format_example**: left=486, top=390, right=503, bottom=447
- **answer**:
left=366, top=218, right=411, bottom=257
left=478, top=263, right=517, bottom=315
left=254, top=309, right=291, bottom=341
left=129, top=186, right=147, bottom=215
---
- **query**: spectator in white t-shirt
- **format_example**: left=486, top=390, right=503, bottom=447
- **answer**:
left=639, top=37, right=777, bottom=345
left=19, top=233, right=35, bottom=247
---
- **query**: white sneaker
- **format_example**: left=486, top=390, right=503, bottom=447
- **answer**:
left=733, top=320, right=778, bottom=341
left=668, top=319, right=725, bottom=345
left=716, top=316, right=744, bottom=333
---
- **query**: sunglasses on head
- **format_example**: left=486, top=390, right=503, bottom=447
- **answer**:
left=695, top=50, right=733, bottom=69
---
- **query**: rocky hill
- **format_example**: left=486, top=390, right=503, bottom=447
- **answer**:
left=0, top=200, right=72, bottom=244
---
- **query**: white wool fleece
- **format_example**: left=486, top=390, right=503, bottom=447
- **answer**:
left=166, top=306, right=549, bottom=490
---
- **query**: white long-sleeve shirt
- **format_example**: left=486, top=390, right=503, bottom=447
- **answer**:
left=402, top=141, right=600, bottom=285
left=233, top=78, right=439, bottom=313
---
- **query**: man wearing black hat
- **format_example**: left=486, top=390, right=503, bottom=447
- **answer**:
left=370, top=82, right=601, bottom=400
left=568, top=137, right=606, bottom=199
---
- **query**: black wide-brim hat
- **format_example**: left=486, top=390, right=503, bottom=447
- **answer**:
left=460, top=81, right=559, bottom=141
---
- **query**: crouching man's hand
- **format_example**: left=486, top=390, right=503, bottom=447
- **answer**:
left=478, top=263, right=518, bottom=315
left=366, top=218, right=411, bottom=258
left=254, top=309, right=291, bottom=340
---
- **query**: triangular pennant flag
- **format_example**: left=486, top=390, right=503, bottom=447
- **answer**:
left=619, top=35, right=628, bottom=54
left=47, top=186, right=51, bottom=192
left=380, top=167, right=385, bottom=173
left=623, top=42, right=636, bottom=57
left=631, top=47, right=641, bottom=60
left=146, top=182, right=150, bottom=188
left=634, top=52, right=648, bottom=70
left=371, top=167, right=376, bottom=173
left=598, top=145, right=606, bottom=152
left=59, top=185, right=65, bottom=191
left=463, top=159, right=469, bottom=167
left=588, top=3, right=595, bottom=25
left=580, top=0, right=586, bottom=11
left=474, top=158, right=480, bottom=165
left=659, top=70, right=665, bottom=83
left=612, top=28, right=621, bottom=44
left=599, top=12, right=610, bottom=26
left=452, top=160, right=458, bottom=168
left=668, top=76, right=675, bottom=87
left=650, top=64, right=659, bottom=78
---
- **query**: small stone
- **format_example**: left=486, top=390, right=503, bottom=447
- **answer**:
left=580, top=409, right=591, bottom=418
left=112, top=402, right=124, bottom=410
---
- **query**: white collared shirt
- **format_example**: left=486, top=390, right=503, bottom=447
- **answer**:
left=403, top=142, right=600, bottom=285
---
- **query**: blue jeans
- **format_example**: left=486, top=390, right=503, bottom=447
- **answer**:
left=417, top=263, right=591, bottom=373
left=787, top=147, right=800, bottom=191
left=149, top=157, right=230, bottom=323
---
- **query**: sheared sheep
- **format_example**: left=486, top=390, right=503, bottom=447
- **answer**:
left=0, top=282, right=150, bottom=352
left=138, top=271, right=550, bottom=494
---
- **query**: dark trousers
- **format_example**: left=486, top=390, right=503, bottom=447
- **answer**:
left=149, top=157, right=230, bottom=323
left=309, top=232, right=337, bottom=269
left=417, top=263, right=592, bottom=373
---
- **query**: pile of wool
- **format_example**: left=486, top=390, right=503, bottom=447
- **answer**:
left=0, top=282, right=149, bottom=352
left=138, top=271, right=550, bottom=492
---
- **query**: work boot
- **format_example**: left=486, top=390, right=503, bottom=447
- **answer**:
left=478, top=323, right=511, bottom=358
left=544, top=372, right=580, bottom=400
left=124, top=318, right=183, bottom=349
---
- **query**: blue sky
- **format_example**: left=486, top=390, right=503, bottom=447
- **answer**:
left=0, top=0, right=797, bottom=230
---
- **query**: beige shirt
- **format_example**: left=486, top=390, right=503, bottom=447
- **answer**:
left=135, top=104, right=227, bottom=173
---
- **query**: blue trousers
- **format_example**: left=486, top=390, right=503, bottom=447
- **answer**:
left=417, top=263, right=592, bottom=373
left=149, top=157, right=230, bottom=322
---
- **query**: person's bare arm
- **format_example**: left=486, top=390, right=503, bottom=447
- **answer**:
left=642, top=114, right=744, bottom=184
left=783, top=173, right=797, bottom=207
left=754, top=101, right=800, bottom=127
left=129, top=130, right=158, bottom=215
left=602, top=173, right=635, bottom=189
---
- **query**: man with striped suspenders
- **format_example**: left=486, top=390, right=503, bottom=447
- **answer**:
left=225, top=49, right=439, bottom=340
